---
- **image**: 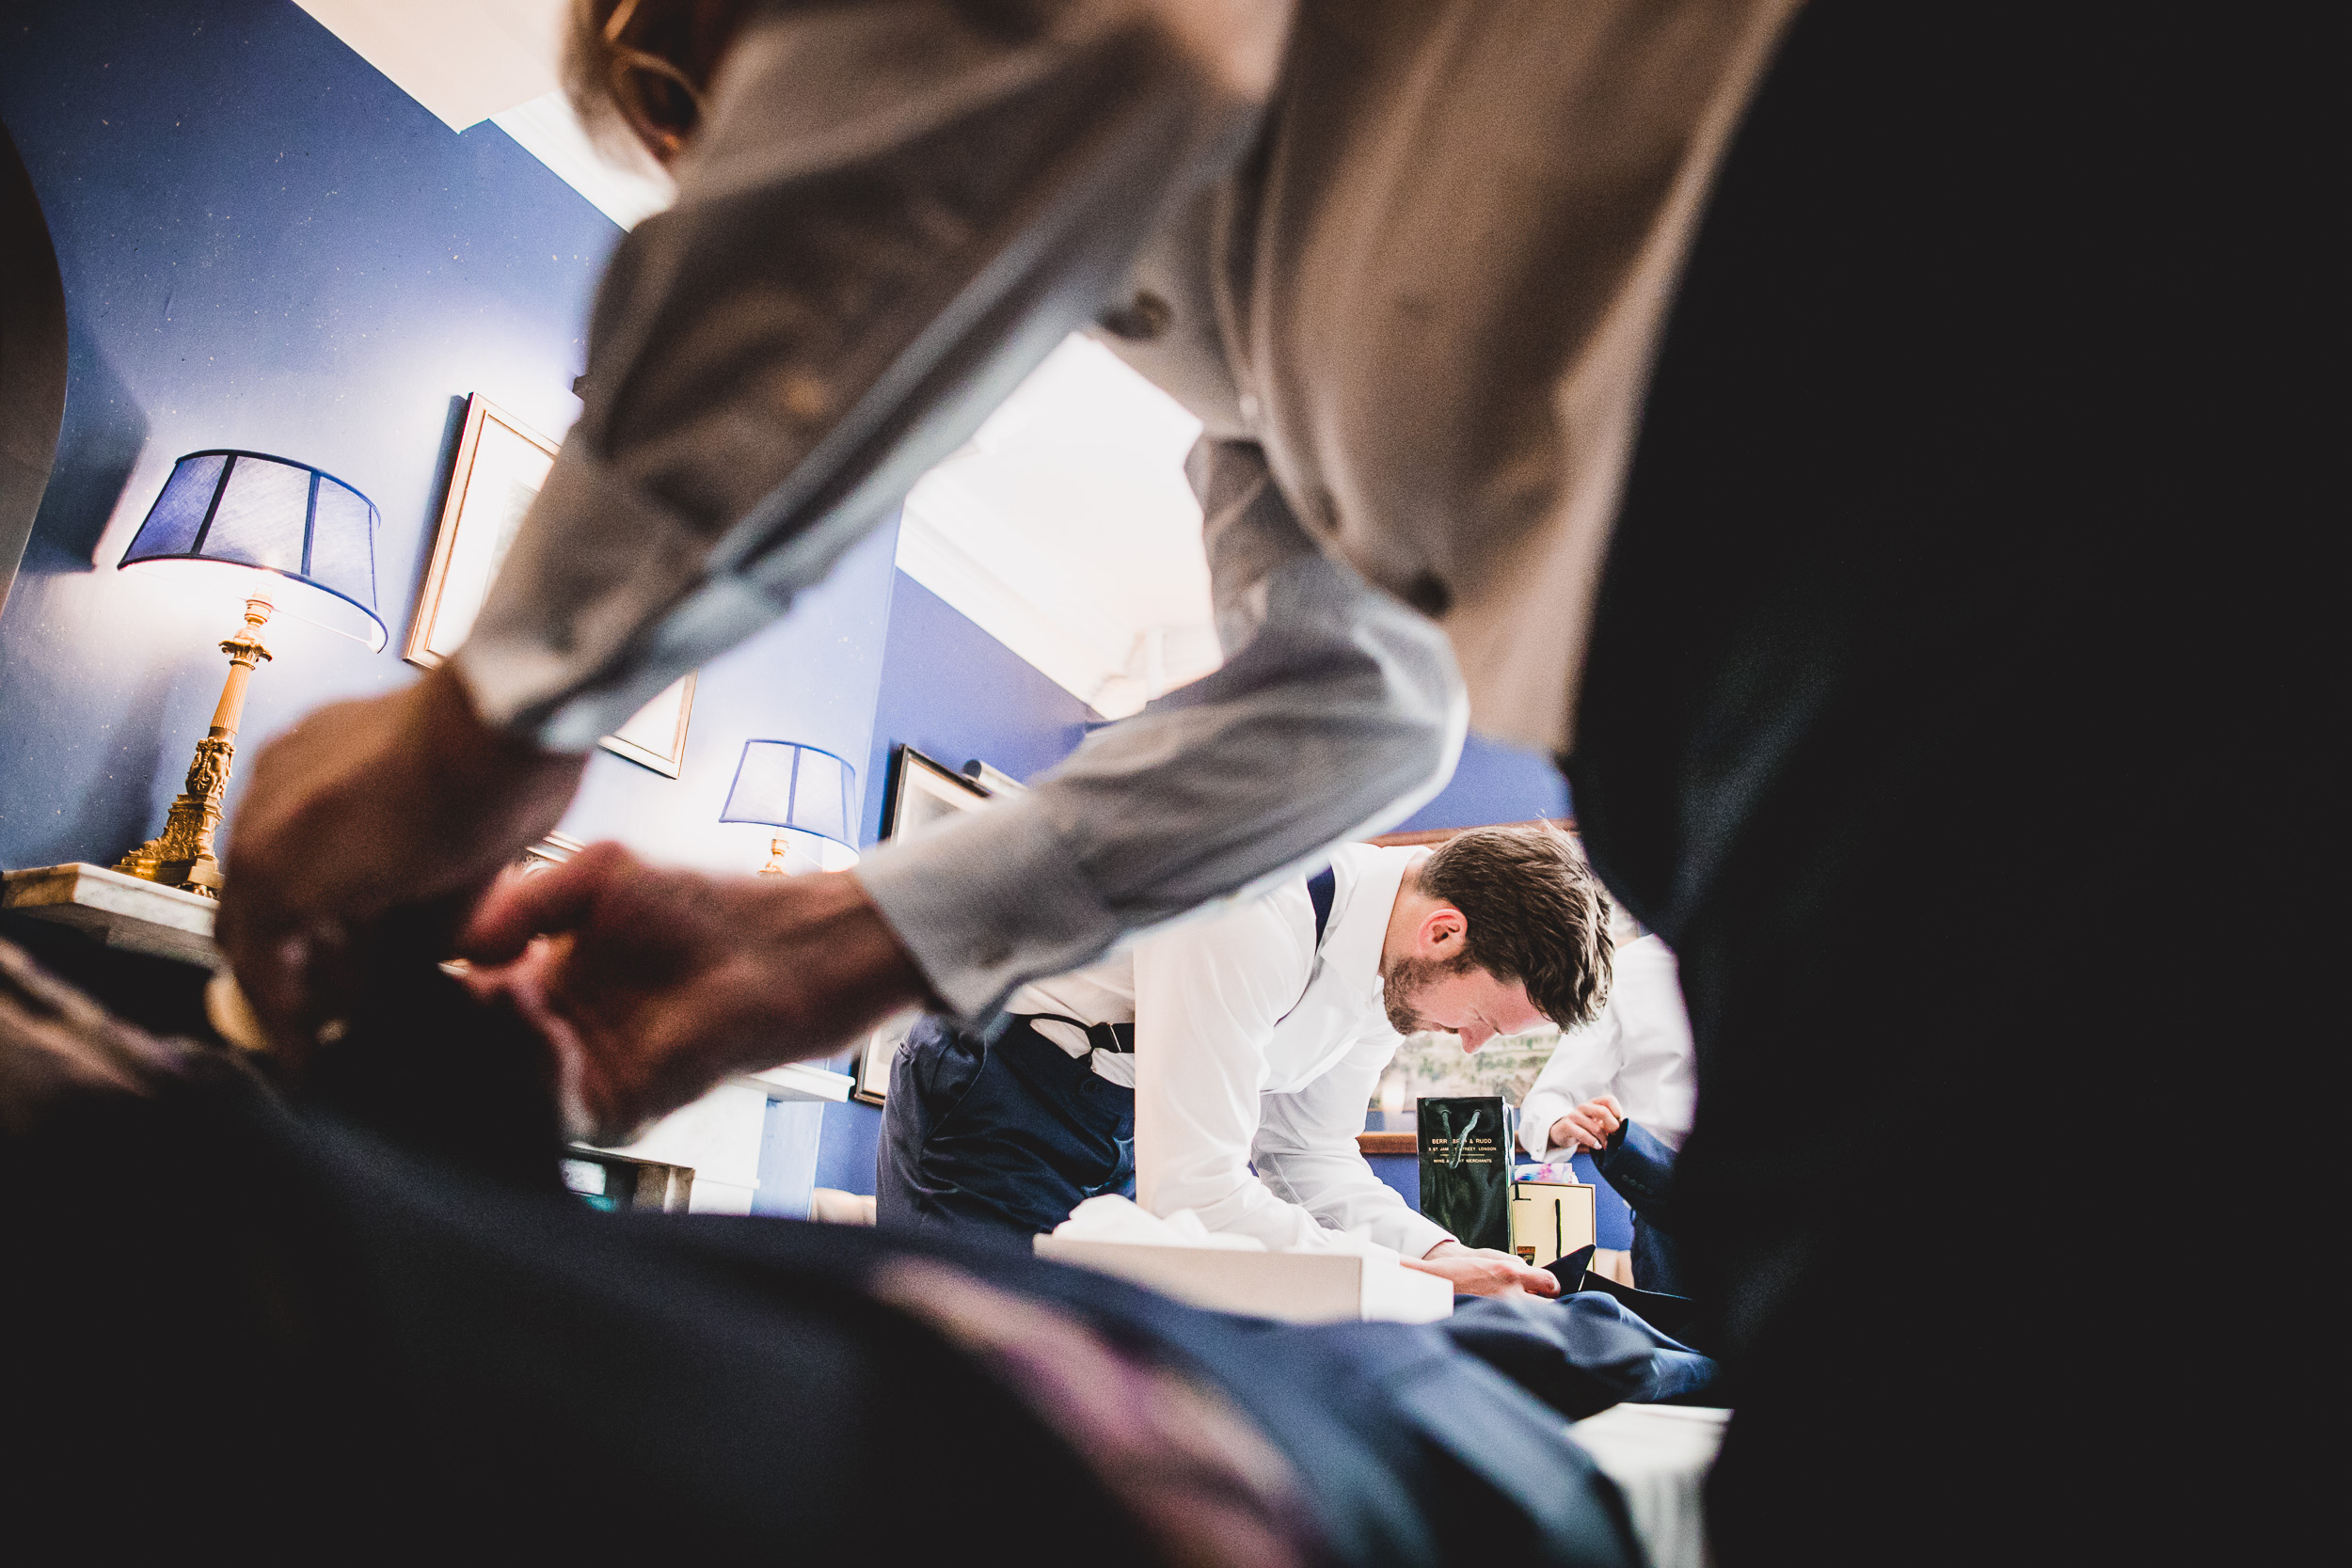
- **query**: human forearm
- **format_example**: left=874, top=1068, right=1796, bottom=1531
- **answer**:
left=1255, top=1148, right=1452, bottom=1259
left=1255, top=1059, right=1452, bottom=1257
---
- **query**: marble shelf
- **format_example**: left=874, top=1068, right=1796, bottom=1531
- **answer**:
left=1, top=861, right=221, bottom=967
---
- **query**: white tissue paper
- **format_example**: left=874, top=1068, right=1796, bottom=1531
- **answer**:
left=1052, top=1195, right=1268, bottom=1250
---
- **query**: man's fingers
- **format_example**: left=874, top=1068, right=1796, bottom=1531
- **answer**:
left=235, top=928, right=312, bottom=1047
left=460, top=842, right=628, bottom=960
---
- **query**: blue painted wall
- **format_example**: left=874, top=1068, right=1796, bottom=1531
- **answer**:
left=860, top=570, right=1093, bottom=846
left=754, top=1099, right=827, bottom=1220
left=0, top=0, right=619, bottom=869
left=555, top=519, right=898, bottom=876
left=1391, top=732, right=1572, bottom=835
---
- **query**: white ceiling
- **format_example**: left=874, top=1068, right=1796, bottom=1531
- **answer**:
left=900, top=336, right=1216, bottom=716
left=296, top=0, right=1216, bottom=718
left=294, top=0, right=675, bottom=225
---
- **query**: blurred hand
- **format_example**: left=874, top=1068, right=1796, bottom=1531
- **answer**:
left=218, top=664, right=584, bottom=1058
left=460, top=843, right=930, bottom=1144
left=1406, top=1240, right=1563, bottom=1298
left=1547, top=1095, right=1626, bottom=1155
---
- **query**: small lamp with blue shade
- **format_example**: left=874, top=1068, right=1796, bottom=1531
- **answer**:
left=720, top=740, right=861, bottom=875
left=112, top=450, right=386, bottom=895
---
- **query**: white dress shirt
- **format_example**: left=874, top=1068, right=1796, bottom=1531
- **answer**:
left=1008, top=842, right=1450, bottom=1259
left=1518, top=934, right=1696, bottom=1158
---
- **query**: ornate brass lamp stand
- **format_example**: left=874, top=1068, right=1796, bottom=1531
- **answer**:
left=108, top=449, right=388, bottom=898
left=117, top=595, right=275, bottom=897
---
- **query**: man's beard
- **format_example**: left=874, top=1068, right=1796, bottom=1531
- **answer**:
left=1381, top=953, right=1466, bottom=1035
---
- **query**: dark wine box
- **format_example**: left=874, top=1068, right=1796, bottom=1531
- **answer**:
left=1417, top=1094, right=1511, bottom=1252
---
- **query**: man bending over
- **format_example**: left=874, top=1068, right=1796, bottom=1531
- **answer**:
left=881, top=825, right=1610, bottom=1299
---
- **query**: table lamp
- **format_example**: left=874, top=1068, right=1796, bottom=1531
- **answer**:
left=720, top=739, right=861, bottom=875
left=112, top=450, right=385, bottom=895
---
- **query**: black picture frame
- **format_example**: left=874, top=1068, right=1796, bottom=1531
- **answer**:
left=855, top=747, right=1011, bottom=1105
left=854, top=1008, right=920, bottom=1108
left=880, top=744, right=993, bottom=842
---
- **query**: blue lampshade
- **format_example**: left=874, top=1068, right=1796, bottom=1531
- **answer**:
left=721, top=740, right=859, bottom=871
left=119, top=450, right=386, bottom=650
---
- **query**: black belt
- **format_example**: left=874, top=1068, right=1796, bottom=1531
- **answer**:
left=1014, top=1012, right=1136, bottom=1054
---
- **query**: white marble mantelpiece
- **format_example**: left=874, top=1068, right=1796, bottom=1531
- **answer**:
left=597, top=1062, right=853, bottom=1215
left=1, top=862, right=222, bottom=967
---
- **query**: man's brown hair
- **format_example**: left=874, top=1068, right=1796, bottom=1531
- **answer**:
left=563, top=0, right=747, bottom=164
left=1417, top=824, right=1614, bottom=1030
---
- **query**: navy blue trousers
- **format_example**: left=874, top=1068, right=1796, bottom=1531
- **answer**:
left=876, top=1014, right=1135, bottom=1242
left=1590, top=1120, right=1687, bottom=1297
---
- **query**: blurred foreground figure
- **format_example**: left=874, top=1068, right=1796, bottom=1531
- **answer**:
left=212, top=2, right=2280, bottom=1561
left=0, top=936, right=1713, bottom=1565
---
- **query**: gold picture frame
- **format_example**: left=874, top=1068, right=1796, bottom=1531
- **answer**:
left=406, top=393, right=695, bottom=779
left=405, top=394, right=557, bottom=671
left=596, top=671, right=698, bottom=779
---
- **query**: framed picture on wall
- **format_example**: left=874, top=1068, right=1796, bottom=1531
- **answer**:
left=852, top=747, right=1016, bottom=1104
left=596, top=672, right=698, bottom=779
left=405, top=394, right=556, bottom=670
left=855, top=1007, right=921, bottom=1108
left=406, top=392, right=696, bottom=777
left=881, top=745, right=997, bottom=841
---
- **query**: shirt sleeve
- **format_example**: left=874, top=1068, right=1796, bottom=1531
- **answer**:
left=1131, top=888, right=1358, bottom=1253
left=455, top=0, right=1289, bottom=747
left=1254, top=1035, right=1453, bottom=1259
left=1610, top=942, right=1697, bottom=1148
left=859, top=439, right=1466, bottom=1015
left=1518, top=1005, right=1625, bottom=1160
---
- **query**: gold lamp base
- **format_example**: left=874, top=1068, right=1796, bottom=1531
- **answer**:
left=117, top=596, right=275, bottom=899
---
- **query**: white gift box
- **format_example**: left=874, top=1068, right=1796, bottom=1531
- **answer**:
left=1033, top=1196, right=1455, bottom=1323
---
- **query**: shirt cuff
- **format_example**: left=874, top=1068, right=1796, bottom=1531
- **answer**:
left=857, top=792, right=1117, bottom=1019
left=1381, top=1209, right=1455, bottom=1260
left=1518, top=1093, right=1570, bottom=1160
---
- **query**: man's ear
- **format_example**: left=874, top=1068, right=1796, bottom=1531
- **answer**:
left=1420, top=903, right=1468, bottom=957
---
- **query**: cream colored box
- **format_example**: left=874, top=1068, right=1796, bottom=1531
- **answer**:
left=1509, top=1180, right=1597, bottom=1269
left=1032, top=1236, right=1454, bottom=1323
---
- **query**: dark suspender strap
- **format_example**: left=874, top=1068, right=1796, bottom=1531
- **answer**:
left=1307, top=867, right=1336, bottom=948
left=1021, top=875, right=1331, bottom=1051
left=1273, top=867, right=1341, bottom=1029
left=1012, top=1012, right=1136, bottom=1054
